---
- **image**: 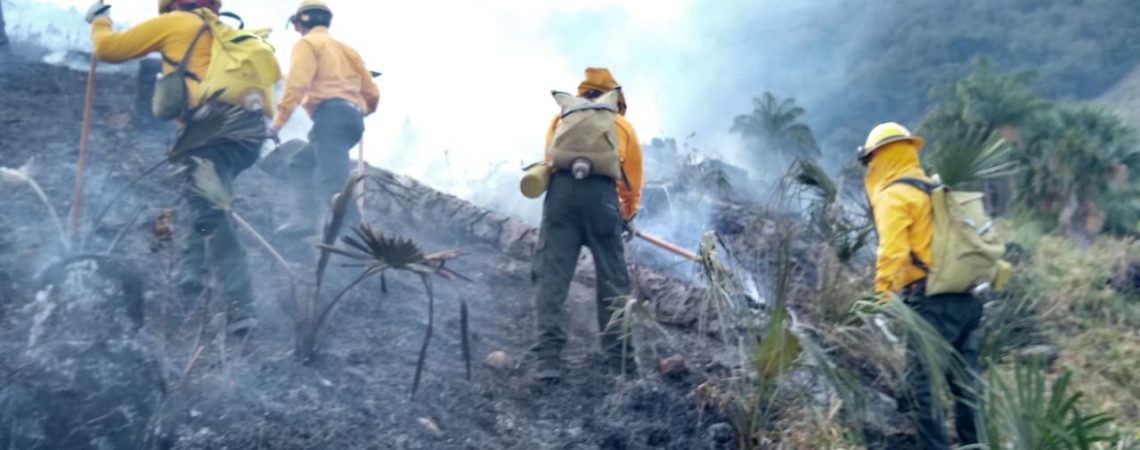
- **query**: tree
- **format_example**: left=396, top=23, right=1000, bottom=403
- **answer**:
left=1017, top=106, right=1140, bottom=243
left=922, top=58, right=1045, bottom=143
left=731, top=92, right=820, bottom=168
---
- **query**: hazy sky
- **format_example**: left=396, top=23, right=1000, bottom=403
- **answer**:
left=10, top=0, right=864, bottom=215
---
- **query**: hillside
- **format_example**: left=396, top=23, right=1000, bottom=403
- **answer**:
left=0, top=52, right=738, bottom=449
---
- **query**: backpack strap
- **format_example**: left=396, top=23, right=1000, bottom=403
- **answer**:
left=888, top=177, right=938, bottom=194
left=166, top=21, right=210, bottom=82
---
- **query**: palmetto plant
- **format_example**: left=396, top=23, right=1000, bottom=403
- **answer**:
left=978, top=363, right=1117, bottom=450
left=922, top=124, right=1017, bottom=190
left=731, top=91, right=821, bottom=163
left=1017, top=106, right=1140, bottom=241
left=318, top=224, right=470, bottom=397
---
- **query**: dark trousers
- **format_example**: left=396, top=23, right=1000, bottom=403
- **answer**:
left=906, top=293, right=985, bottom=450
left=175, top=134, right=261, bottom=323
left=283, top=99, right=365, bottom=228
left=532, top=173, right=632, bottom=369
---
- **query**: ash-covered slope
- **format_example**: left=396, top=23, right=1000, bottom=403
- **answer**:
left=0, top=54, right=731, bottom=449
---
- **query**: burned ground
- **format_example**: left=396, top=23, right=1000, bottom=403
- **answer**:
left=0, top=52, right=736, bottom=450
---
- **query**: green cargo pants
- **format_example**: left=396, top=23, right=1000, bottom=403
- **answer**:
left=175, top=136, right=261, bottom=325
left=905, top=292, right=985, bottom=450
left=282, top=99, right=365, bottom=234
left=532, top=173, right=633, bottom=372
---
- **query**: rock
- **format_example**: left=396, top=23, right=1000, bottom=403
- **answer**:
left=486, top=350, right=515, bottom=371
left=864, top=389, right=908, bottom=439
left=707, top=422, right=734, bottom=443
left=1017, top=345, right=1060, bottom=366
left=0, top=256, right=164, bottom=450
left=417, top=417, right=442, bottom=436
left=657, top=355, right=689, bottom=378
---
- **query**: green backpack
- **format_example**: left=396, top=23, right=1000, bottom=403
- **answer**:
left=891, top=178, right=1008, bottom=296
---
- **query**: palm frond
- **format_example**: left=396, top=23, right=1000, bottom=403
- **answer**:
left=925, top=124, right=1017, bottom=189
left=341, top=224, right=426, bottom=269
left=172, top=101, right=268, bottom=159
left=187, top=157, right=232, bottom=211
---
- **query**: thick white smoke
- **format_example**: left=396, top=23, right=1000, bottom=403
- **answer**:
left=9, top=0, right=873, bottom=223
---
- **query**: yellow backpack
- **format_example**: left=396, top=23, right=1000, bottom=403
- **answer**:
left=197, top=11, right=280, bottom=117
left=891, top=178, right=1011, bottom=296
left=153, top=10, right=280, bottom=120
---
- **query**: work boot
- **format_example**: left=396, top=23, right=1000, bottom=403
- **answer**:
left=535, top=358, right=562, bottom=383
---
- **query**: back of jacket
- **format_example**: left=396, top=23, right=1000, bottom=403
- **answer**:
left=272, top=26, right=380, bottom=128
left=864, top=141, right=934, bottom=295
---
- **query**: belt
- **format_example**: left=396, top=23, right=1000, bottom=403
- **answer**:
left=318, top=98, right=361, bottom=112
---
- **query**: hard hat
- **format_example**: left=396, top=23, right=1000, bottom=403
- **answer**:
left=295, top=0, right=332, bottom=17
left=857, top=122, right=924, bottom=164
left=158, top=0, right=220, bottom=14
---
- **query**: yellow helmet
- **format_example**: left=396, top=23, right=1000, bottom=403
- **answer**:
left=158, top=0, right=220, bottom=14
left=295, top=0, right=332, bottom=16
left=857, top=122, right=924, bottom=164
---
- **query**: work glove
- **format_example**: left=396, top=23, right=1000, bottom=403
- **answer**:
left=85, top=0, right=112, bottom=24
left=622, top=218, right=638, bottom=243
left=267, top=125, right=281, bottom=144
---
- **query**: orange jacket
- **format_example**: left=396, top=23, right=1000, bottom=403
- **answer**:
left=864, top=141, right=934, bottom=294
left=91, top=11, right=212, bottom=109
left=544, top=114, right=643, bottom=221
left=272, top=27, right=379, bottom=129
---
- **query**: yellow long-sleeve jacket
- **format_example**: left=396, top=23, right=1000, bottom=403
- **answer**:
left=865, top=141, right=934, bottom=294
left=90, top=11, right=212, bottom=110
left=272, top=27, right=379, bottom=129
left=544, top=114, right=643, bottom=221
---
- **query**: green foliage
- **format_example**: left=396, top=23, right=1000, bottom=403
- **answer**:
left=922, top=58, right=1045, bottom=136
left=824, top=0, right=1140, bottom=155
left=921, top=124, right=1018, bottom=190
left=981, top=364, right=1117, bottom=450
left=1017, top=105, right=1140, bottom=239
left=732, top=92, right=821, bottom=166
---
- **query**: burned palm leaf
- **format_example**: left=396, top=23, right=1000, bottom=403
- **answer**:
left=89, top=99, right=268, bottom=240
left=313, top=224, right=470, bottom=393
left=316, top=173, right=366, bottom=294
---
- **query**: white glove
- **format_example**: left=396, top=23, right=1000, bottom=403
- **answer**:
left=85, top=1, right=111, bottom=24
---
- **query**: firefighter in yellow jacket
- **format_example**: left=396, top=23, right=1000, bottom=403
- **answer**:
left=271, top=0, right=380, bottom=236
left=860, top=122, right=982, bottom=450
left=86, top=0, right=263, bottom=336
left=532, top=68, right=643, bottom=382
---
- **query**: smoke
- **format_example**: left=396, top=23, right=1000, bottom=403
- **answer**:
left=10, top=0, right=879, bottom=225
